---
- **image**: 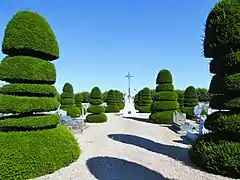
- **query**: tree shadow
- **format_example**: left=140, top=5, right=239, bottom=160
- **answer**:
left=86, top=156, right=174, bottom=180
left=108, top=134, right=194, bottom=167
left=173, top=135, right=192, bottom=145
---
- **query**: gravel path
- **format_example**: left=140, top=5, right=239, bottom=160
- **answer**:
left=35, top=113, right=234, bottom=180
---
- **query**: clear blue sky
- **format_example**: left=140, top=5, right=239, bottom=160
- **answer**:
left=0, top=0, right=219, bottom=94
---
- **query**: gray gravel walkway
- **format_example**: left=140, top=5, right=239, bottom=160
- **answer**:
left=35, top=113, right=234, bottom=180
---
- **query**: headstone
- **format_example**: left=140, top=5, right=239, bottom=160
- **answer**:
left=120, top=94, right=137, bottom=117
left=57, top=109, right=67, bottom=117
left=171, top=111, right=189, bottom=134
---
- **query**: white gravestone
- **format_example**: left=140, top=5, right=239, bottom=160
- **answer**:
left=120, top=94, right=137, bottom=117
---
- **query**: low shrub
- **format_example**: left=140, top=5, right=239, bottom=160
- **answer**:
left=87, top=105, right=105, bottom=114
left=189, top=133, right=240, bottom=178
left=86, top=113, right=107, bottom=123
left=0, top=126, right=80, bottom=180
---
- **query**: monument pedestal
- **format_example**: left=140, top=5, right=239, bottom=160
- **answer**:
left=120, top=96, right=137, bottom=118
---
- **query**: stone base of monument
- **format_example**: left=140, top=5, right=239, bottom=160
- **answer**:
left=120, top=102, right=137, bottom=117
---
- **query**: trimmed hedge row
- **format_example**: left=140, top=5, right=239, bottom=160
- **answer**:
left=0, top=126, right=80, bottom=180
left=86, top=114, right=107, bottom=123
left=2, top=10, right=59, bottom=61
left=0, top=56, right=56, bottom=84
left=0, top=94, right=60, bottom=113
left=0, top=114, right=60, bottom=131
left=0, top=84, right=57, bottom=97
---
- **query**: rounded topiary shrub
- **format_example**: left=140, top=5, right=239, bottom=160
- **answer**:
left=75, top=93, right=83, bottom=113
left=67, top=105, right=81, bottom=118
left=183, top=86, right=198, bottom=119
left=106, top=89, right=119, bottom=113
left=176, top=90, right=184, bottom=108
left=115, top=90, right=124, bottom=110
left=86, top=87, right=107, bottom=123
left=189, top=1, right=240, bottom=178
left=60, top=82, right=74, bottom=110
left=149, top=69, right=178, bottom=124
left=0, top=10, right=80, bottom=180
left=138, top=87, right=152, bottom=113
left=134, top=93, right=139, bottom=110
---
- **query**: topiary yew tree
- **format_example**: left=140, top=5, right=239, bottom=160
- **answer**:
left=86, top=87, right=107, bottom=123
left=60, top=83, right=80, bottom=118
left=189, top=0, right=240, bottom=178
left=149, top=69, right=178, bottom=124
left=183, top=86, right=198, bottom=118
left=75, top=93, right=83, bottom=110
left=138, top=87, right=152, bottom=113
left=106, top=89, right=120, bottom=113
left=60, top=82, right=74, bottom=109
left=175, top=90, right=184, bottom=108
left=0, top=11, right=80, bottom=179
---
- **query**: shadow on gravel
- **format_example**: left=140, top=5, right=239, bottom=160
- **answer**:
left=86, top=156, right=173, bottom=180
left=123, top=116, right=152, bottom=123
left=108, top=134, right=193, bottom=167
left=173, top=135, right=192, bottom=145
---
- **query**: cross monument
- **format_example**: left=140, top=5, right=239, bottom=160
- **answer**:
left=125, top=72, right=133, bottom=103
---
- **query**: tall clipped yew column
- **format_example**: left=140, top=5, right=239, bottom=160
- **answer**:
left=60, top=82, right=74, bottom=109
left=189, top=0, right=240, bottom=178
left=183, top=86, right=198, bottom=118
left=106, top=89, right=119, bottom=113
left=149, top=69, right=178, bottom=124
left=86, top=87, right=107, bottom=123
left=138, top=87, right=152, bottom=113
left=0, top=11, right=80, bottom=179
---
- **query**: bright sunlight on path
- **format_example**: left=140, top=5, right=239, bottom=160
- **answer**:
left=35, top=114, right=234, bottom=180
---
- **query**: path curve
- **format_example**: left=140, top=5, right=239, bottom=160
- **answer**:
left=35, top=113, right=234, bottom=180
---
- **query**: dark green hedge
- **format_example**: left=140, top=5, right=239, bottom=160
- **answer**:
left=181, top=107, right=195, bottom=119
left=184, top=86, right=198, bottom=107
left=90, top=99, right=104, bottom=105
left=0, top=56, right=56, bottom=84
left=0, top=114, right=60, bottom=131
left=154, top=91, right=178, bottom=101
left=106, top=105, right=119, bottom=113
left=60, top=83, right=74, bottom=109
left=208, top=74, right=225, bottom=94
left=66, top=105, right=81, bottom=118
left=156, top=83, right=174, bottom=92
left=205, top=111, right=240, bottom=138
left=149, top=111, right=175, bottom=124
left=0, top=84, right=57, bottom=97
left=0, top=126, right=80, bottom=180
left=151, top=101, right=179, bottom=111
left=2, top=10, right=59, bottom=61
left=63, top=83, right=73, bottom=93
left=189, top=133, right=240, bottom=178
left=176, top=91, right=184, bottom=107
left=86, top=113, right=107, bottom=123
left=87, top=105, right=105, bottom=114
left=75, top=93, right=82, bottom=109
left=203, top=0, right=240, bottom=58
left=156, top=69, right=173, bottom=84
left=90, top=87, right=102, bottom=99
left=150, top=69, right=178, bottom=124
left=0, top=94, right=60, bottom=114
left=138, top=106, right=151, bottom=113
